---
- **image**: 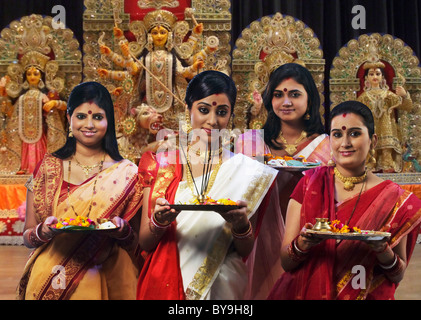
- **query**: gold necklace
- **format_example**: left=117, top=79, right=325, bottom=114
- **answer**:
left=334, top=167, right=367, bottom=191
left=186, top=156, right=222, bottom=200
left=74, top=154, right=105, bottom=177
left=188, top=145, right=223, bottom=158
left=67, top=154, right=105, bottom=217
left=277, top=130, right=307, bottom=155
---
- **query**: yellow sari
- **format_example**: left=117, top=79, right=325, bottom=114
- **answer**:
left=17, top=154, right=142, bottom=300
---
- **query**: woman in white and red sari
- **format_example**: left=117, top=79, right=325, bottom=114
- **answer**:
left=136, top=71, right=284, bottom=300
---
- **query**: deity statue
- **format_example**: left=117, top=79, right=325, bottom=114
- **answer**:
left=0, top=24, right=67, bottom=174
left=117, top=102, right=174, bottom=164
left=357, top=58, right=412, bottom=173
left=98, top=8, right=218, bottom=129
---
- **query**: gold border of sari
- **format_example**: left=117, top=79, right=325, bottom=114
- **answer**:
left=184, top=158, right=276, bottom=300
left=18, top=156, right=141, bottom=300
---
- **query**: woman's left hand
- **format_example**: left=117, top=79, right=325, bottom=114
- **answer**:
left=365, top=239, right=389, bottom=253
left=107, top=216, right=131, bottom=239
left=217, top=200, right=249, bottom=232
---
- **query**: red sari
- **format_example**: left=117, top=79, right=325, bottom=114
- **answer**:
left=268, top=166, right=421, bottom=300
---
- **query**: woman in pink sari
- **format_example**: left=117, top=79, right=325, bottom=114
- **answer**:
left=268, top=101, right=421, bottom=300
left=18, top=82, right=143, bottom=300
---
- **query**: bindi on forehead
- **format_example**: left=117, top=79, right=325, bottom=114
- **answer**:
left=88, top=110, right=92, bottom=114
left=212, top=101, right=217, bottom=106
left=283, top=88, right=288, bottom=92
left=342, top=126, right=346, bottom=131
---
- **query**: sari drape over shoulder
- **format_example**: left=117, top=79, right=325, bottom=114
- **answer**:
left=268, top=166, right=421, bottom=300
left=17, top=154, right=143, bottom=300
left=236, top=130, right=331, bottom=219
left=136, top=151, right=284, bottom=300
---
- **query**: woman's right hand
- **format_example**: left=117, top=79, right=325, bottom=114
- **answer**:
left=297, top=222, right=324, bottom=251
left=152, top=198, right=180, bottom=226
left=40, top=216, right=58, bottom=239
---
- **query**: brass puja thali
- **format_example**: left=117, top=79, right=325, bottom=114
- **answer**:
left=306, top=218, right=391, bottom=241
left=306, top=229, right=391, bottom=241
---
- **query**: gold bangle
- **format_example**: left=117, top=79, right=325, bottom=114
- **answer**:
left=232, top=221, right=253, bottom=239
left=151, top=212, right=171, bottom=229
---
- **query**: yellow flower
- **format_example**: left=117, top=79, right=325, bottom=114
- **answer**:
left=217, top=198, right=237, bottom=205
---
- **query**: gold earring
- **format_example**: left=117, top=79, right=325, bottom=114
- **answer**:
left=182, top=109, right=192, bottom=134
left=327, top=151, right=335, bottom=166
left=304, top=111, right=310, bottom=120
left=68, top=127, right=73, bottom=138
left=369, top=148, right=376, bottom=165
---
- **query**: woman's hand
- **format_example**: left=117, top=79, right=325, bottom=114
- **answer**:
left=218, top=200, right=254, bottom=258
left=152, top=198, right=180, bottom=226
left=217, top=200, right=249, bottom=233
left=40, top=216, right=58, bottom=239
left=297, top=222, right=324, bottom=251
left=104, top=216, right=131, bottom=239
left=365, top=239, right=389, bottom=253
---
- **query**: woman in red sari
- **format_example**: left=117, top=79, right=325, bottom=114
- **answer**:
left=268, top=100, right=421, bottom=300
left=18, top=82, right=142, bottom=300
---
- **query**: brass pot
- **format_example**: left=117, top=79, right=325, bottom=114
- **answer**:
left=313, top=218, right=331, bottom=231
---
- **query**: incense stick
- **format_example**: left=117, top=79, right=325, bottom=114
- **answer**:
left=180, top=144, right=200, bottom=197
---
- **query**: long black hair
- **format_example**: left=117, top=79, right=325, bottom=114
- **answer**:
left=329, top=100, right=375, bottom=138
left=261, top=63, right=325, bottom=150
left=185, top=70, right=237, bottom=112
left=53, top=81, right=123, bottom=161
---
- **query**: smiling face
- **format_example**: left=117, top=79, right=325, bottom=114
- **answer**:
left=189, top=93, right=232, bottom=144
left=271, top=78, right=308, bottom=125
left=330, top=112, right=376, bottom=173
left=68, top=102, right=108, bottom=149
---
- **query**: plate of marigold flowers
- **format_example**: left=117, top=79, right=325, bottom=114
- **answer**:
left=169, top=197, right=239, bottom=212
left=49, top=217, right=118, bottom=233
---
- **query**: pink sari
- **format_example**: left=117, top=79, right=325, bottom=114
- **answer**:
left=268, top=166, right=421, bottom=300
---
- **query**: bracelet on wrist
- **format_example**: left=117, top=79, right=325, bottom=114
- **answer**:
left=151, top=212, right=171, bottom=229
left=28, top=223, right=51, bottom=247
left=379, top=253, right=398, bottom=270
left=36, top=223, right=50, bottom=242
left=231, top=221, right=253, bottom=240
left=293, top=238, right=309, bottom=255
left=116, top=224, right=133, bottom=241
left=379, top=253, right=405, bottom=278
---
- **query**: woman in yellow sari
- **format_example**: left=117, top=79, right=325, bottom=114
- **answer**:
left=18, top=82, right=143, bottom=300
